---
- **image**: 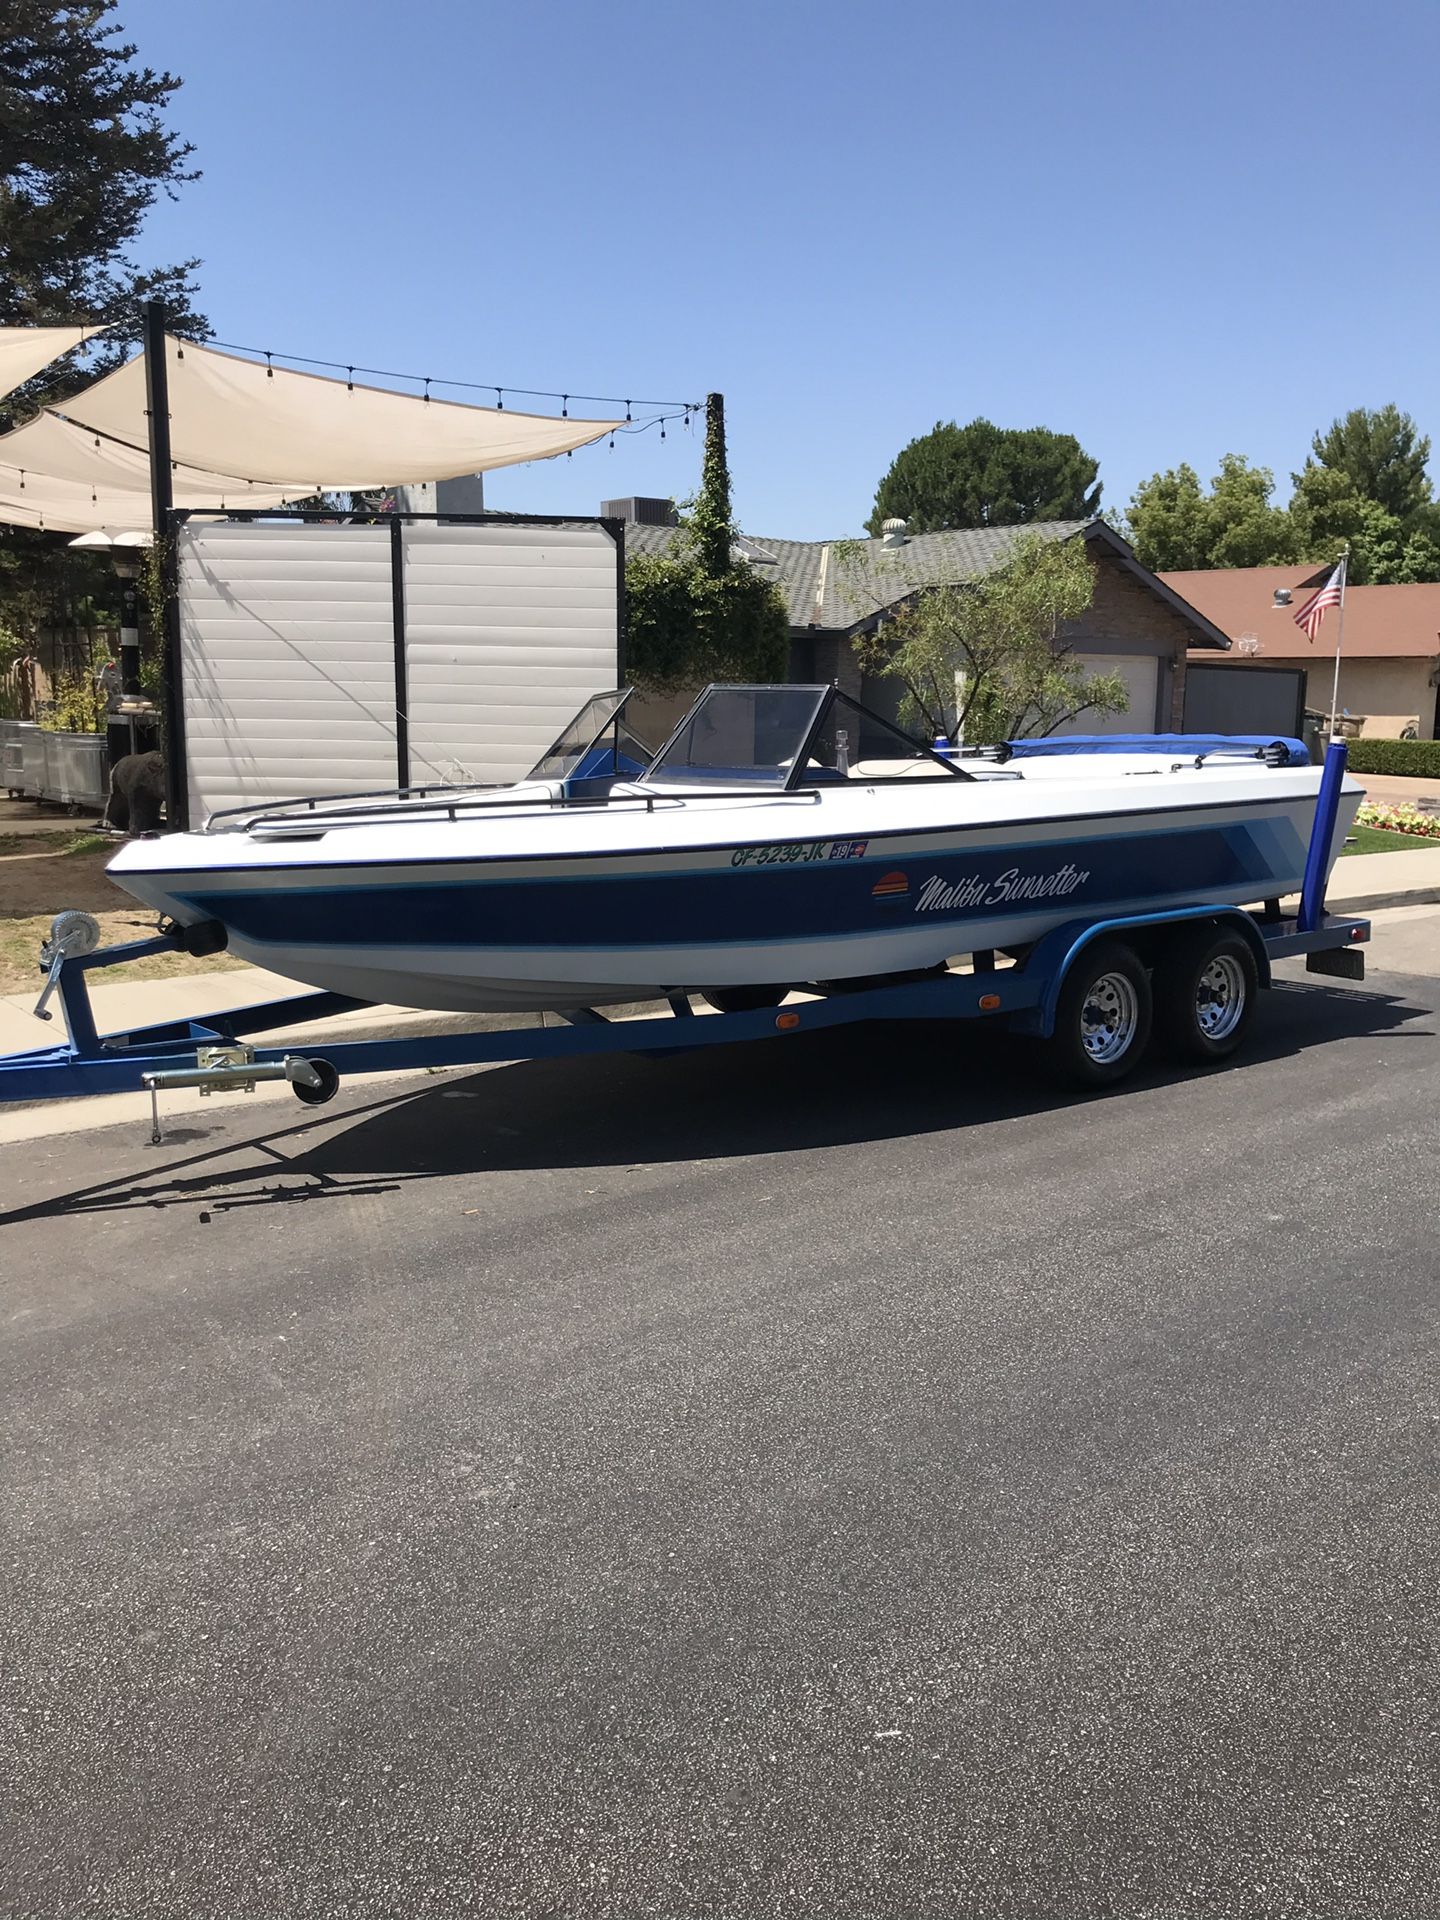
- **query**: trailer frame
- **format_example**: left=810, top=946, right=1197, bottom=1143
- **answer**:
left=0, top=740, right=1370, bottom=1134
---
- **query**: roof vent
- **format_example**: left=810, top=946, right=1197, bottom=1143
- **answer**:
left=881, top=517, right=908, bottom=549
left=601, top=496, right=679, bottom=526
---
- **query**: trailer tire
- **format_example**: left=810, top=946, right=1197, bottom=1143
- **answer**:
left=1044, top=939, right=1152, bottom=1088
left=1154, top=928, right=1257, bottom=1065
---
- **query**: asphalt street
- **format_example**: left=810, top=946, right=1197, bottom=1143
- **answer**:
left=2, top=934, right=1437, bottom=1918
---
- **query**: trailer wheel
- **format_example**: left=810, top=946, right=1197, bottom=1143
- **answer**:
left=700, top=985, right=788, bottom=1014
left=1154, top=928, right=1258, bottom=1065
left=291, top=1059, right=340, bottom=1106
left=1045, top=940, right=1152, bottom=1088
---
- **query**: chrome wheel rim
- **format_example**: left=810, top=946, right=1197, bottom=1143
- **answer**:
left=1196, top=953, right=1246, bottom=1039
left=1080, top=971, right=1141, bottom=1063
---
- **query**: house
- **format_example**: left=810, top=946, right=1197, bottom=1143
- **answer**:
left=1165, top=565, right=1440, bottom=740
left=620, top=509, right=1232, bottom=737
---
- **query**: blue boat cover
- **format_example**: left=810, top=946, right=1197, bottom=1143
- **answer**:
left=1005, top=732, right=1311, bottom=768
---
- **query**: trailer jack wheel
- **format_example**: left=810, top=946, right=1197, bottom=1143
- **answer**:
left=289, top=1058, right=340, bottom=1106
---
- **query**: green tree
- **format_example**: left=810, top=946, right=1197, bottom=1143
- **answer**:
left=0, top=0, right=207, bottom=358
left=1303, top=405, right=1432, bottom=521
left=1288, top=465, right=1440, bottom=585
left=866, top=418, right=1101, bottom=536
left=1126, top=455, right=1297, bottom=571
left=0, top=2, right=208, bottom=641
left=624, top=394, right=790, bottom=693
left=1287, top=406, right=1439, bottom=584
left=849, top=531, right=1126, bottom=742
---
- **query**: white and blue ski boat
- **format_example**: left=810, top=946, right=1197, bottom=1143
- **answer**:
left=108, top=684, right=1362, bottom=1014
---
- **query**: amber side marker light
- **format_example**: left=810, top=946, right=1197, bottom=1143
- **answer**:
left=978, top=993, right=1002, bottom=1012
left=776, top=1011, right=802, bottom=1031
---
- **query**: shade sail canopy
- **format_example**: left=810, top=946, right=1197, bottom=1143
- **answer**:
left=0, top=324, right=108, bottom=405
left=0, top=334, right=624, bottom=533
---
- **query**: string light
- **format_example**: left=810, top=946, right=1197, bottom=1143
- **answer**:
left=208, top=336, right=697, bottom=424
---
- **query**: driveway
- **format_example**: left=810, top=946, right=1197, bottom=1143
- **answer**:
left=3, top=934, right=1437, bottom=1918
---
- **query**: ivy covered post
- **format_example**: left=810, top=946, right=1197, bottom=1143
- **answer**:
left=623, top=390, right=790, bottom=693
left=692, top=393, right=732, bottom=579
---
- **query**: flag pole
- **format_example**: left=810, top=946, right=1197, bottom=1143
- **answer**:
left=1328, top=546, right=1349, bottom=739
left=1300, top=546, right=1353, bottom=933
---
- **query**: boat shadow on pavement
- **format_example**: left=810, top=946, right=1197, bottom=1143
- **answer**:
left=0, top=973, right=1429, bottom=1226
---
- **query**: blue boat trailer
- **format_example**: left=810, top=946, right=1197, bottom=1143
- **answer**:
left=0, top=739, right=1371, bottom=1131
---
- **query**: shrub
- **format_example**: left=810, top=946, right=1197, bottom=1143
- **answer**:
left=1345, top=738, right=1440, bottom=778
left=626, top=551, right=789, bottom=694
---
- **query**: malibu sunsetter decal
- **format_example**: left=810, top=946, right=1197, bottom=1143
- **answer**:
left=913, top=862, right=1091, bottom=914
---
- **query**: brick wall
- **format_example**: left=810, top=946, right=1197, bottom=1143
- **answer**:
left=1060, top=552, right=1200, bottom=728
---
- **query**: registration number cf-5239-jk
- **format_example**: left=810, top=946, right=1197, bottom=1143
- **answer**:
left=730, top=839, right=870, bottom=868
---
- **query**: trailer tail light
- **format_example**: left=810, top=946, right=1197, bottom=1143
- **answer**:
left=1350, top=926, right=1368, bottom=941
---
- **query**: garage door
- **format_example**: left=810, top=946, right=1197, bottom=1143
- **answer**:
left=1071, top=653, right=1160, bottom=735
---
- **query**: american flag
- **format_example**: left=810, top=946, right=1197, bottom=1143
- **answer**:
left=1293, top=560, right=1345, bottom=641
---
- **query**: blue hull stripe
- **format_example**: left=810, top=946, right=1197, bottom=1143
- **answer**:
left=169, top=818, right=1306, bottom=953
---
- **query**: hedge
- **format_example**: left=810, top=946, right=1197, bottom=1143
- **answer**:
left=1344, top=738, right=1440, bottom=778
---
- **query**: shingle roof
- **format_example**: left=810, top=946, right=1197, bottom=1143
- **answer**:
left=1165, top=565, right=1440, bottom=661
left=624, top=519, right=1090, bottom=630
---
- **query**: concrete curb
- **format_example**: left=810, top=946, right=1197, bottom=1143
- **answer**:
left=1326, top=884, right=1440, bottom=915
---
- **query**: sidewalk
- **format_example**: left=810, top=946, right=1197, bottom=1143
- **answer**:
left=1320, top=843, right=1440, bottom=913
left=1352, top=771, right=1440, bottom=812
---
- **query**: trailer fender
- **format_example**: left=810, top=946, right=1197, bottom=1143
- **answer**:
left=1011, top=905, right=1272, bottom=1040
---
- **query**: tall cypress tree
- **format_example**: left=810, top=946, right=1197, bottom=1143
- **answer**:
left=0, top=0, right=208, bottom=375
left=1, top=3, right=208, bottom=642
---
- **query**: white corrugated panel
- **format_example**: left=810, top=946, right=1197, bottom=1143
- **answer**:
left=179, top=521, right=397, bottom=819
left=402, top=521, right=619, bottom=786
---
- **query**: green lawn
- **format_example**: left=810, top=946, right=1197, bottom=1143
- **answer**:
left=1341, top=825, right=1439, bottom=855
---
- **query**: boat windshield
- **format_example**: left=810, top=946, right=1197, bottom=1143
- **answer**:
left=527, top=689, right=653, bottom=781
left=645, top=686, right=826, bottom=788
left=644, top=684, right=971, bottom=788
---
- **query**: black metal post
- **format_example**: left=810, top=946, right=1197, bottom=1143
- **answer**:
left=390, top=517, right=410, bottom=788
left=118, top=578, right=140, bottom=694
left=603, top=514, right=626, bottom=684
left=145, top=299, right=188, bottom=829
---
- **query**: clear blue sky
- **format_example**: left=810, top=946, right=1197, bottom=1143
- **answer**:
left=119, top=0, right=1440, bottom=539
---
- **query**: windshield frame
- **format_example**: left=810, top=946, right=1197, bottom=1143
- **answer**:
left=527, top=687, right=651, bottom=783
left=642, top=683, right=974, bottom=790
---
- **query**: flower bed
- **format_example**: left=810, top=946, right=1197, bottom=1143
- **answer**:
left=1354, top=801, right=1440, bottom=840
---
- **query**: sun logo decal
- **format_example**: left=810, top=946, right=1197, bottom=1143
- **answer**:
left=871, top=870, right=909, bottom=899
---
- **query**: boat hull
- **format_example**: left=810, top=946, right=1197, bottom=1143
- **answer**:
left=109, top=784, right=1359, bottom=1012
